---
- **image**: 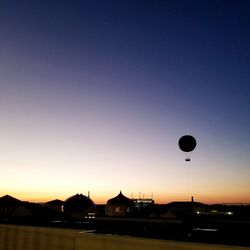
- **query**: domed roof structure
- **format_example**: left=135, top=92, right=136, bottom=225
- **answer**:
left=64, top=193, right=94, bottom=212
left=107, top=191, right=134, bottom=206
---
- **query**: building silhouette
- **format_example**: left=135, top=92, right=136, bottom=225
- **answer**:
left=0, top=195, right=22, bottom=219
left=105, top=191, right=134, bottom=217
left=0, top=195, right=62, bottom=223
left=63, top=193, right=95, bottom=220
left=44, top=199, right=64, bottom=213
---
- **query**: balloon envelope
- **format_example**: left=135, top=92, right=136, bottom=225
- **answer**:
left=178, top=135, right=196, bottom=152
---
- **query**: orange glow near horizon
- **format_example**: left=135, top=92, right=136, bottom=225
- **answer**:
left=1, top=0, right=250, bottom=220
left=1, top=190, right=250, bottom=205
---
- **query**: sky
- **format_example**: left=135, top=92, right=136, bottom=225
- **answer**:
left=0, top=0, right=249, bottom=204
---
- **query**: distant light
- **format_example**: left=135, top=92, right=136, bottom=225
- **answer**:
left=227, top=211, right=233, bottom=215
left=196, top=211, right=200, bottom=214
left=193, top=228, right=218, bottom=232
left=85, top=212, right=96, bottom=219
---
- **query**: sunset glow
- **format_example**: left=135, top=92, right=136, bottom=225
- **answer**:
left=0, top=1, right=249, bottom=205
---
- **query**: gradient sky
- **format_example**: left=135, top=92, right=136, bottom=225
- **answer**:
left=0, top=0, right=249, bottom=204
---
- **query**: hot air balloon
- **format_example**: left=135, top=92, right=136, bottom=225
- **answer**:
left=178, top=135, right=197, bottom=161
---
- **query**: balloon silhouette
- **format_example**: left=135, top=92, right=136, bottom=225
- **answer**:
left=178, top=135, right=196, bottom=161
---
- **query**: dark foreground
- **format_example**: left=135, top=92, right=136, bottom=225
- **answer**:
left=1, top=224, right=250, bottom=250
left=2, top=215, right=249, bottom=247
left=92, top=217, right=250, bottom=247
